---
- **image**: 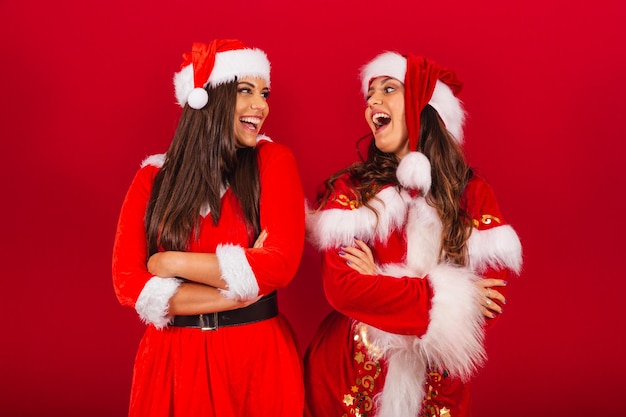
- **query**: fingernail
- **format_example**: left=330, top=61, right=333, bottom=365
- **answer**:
left=340, top=245, right=346, bottom=248
left=338, top=251, right=346, bottom=256
left=503, top=281, right=508, bottom=285
left=346, top=261, right=351, bottom=265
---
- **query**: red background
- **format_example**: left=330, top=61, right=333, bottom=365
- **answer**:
left=1, top=0, right=625, bottom=415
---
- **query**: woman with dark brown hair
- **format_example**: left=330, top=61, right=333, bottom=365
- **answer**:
left=304, top=51, right=523, bottom=417
left=112, top=39, right=305, bottom=416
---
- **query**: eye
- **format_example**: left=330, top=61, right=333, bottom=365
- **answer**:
left=384, top=86, right=396, bottom=94
left=237, top=87, right=252, bottom=94
left=261, top=90, right=271, bottom=99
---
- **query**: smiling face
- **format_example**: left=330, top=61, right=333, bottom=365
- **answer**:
left=365, top=76, right=409, bottom=159
left=233, top=76, right=270, bottom=148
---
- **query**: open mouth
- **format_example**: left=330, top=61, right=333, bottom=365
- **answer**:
left=240, top=116, right=261, bottom=131
left=372, top=112, right=391, bottom=127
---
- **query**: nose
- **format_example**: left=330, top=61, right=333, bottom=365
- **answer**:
left=250, top=94, right=267, bottom=110
left=367, top=92, right=383, bottom=106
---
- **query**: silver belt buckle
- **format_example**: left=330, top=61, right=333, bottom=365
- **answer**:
left=199, top=312, right=219, bottom=331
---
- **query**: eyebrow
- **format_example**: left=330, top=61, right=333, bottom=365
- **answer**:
left=237, top=81, right=269, bottom=90
left=368, top=76, right=397, bottom=92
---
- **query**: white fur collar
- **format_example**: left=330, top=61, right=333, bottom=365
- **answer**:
left=306, top=186, right=410, bottom=250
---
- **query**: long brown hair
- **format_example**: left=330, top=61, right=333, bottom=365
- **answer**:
left=317, top=104, right=472, bottom=265
left=419, top=105, right=472, bottom=265
left=145, top=81, right=260, bottom=255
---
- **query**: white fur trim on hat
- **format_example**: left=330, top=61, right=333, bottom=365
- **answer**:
left=174, top=48, right=271, bottom=108
left=208, top=48, right=270, bottom=87
left=360, top=51, right=466, bottom=143
left=360, top=51, right=407, bottom=94
left=396, top=151, right=432, bottom=193
left=135, top=276, right=183, bottom=329
left=429, top=81, right=466, bottom=142
left=216, top=244, right=260, bottom=301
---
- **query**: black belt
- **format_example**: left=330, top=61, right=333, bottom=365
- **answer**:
left=170, top=291, right=278, bottom=331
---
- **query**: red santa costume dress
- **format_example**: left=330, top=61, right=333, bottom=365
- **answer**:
left=112, top=41, right=305, bottom=417
left=304, top=52, right=523, bottom=417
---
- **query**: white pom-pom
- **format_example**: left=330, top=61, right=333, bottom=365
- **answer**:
left=397, top=151, right=432, bottom=193
left=187, top=87, right=208, bottom=109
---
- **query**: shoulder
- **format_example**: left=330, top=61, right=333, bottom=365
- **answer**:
left=120, top=154, right=163, bottom=200
left=140, top=153, right=165, bottom=169
left=306, top=173, right=407, bottom=250
left=255, top=136, right=298, bottom=166
left=464, top=172, right=523, bottom=273
left=125, top=153, right=163, bottom=188
left=465, top=172, right=496, bottom=197
left=462, top=172, right=505, bottom=229
left=136, top=153, right=164, bottom=181
left=315, top=172, right=360, bottom=211
left=256, top=135, right=289, bottom=155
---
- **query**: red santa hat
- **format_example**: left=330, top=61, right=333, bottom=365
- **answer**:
left=173, top=39, right=271, bottom=109
left=360, top=51, right=466, bottom=193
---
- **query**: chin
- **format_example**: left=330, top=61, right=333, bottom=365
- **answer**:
left=235, top=135, right=257, bottom=148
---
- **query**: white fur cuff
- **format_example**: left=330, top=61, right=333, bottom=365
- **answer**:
left=216, top=244, right=259, bottom=301
left=468, top=224, right=523, bottom=274
left=135, top=276, right=182, bottom=329
left=421, top=264, right=486, bottom=380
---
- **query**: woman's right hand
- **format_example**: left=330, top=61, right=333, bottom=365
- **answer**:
left=339, top=238, right=378, bottom=275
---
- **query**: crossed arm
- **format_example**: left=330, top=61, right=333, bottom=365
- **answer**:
left=145, top=230, right=268, bottom=316
left=339, top=238, right=506, bottom=320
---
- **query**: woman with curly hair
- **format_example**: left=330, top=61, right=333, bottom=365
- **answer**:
left=304, top=51, right=522, bottom=417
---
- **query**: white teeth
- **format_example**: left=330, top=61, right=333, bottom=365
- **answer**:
left=372, top=112, right=390, bottom=126
left=240, top=117, right=260, bottom=125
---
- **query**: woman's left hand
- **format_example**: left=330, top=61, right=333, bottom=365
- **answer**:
left=253, top=229, right=268, bottom=248
left=339, top=238, right=378, bottom=275
left=475, top=278, right=507, bottom=318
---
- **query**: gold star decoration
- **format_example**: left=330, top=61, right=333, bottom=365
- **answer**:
left=343, top=394, right=355, bottom=406
left=354, top=351, right=365, bottom=364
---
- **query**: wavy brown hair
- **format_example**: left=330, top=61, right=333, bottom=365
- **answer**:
left=419, top=105, right=473, bottom=265
left=145, top=81, right=260, bottom=255
left=317, top=104, right=472, bottom=265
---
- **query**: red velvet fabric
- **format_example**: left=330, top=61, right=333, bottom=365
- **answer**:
left=112, top=140, right=305, bottom=416
left=404, top=54, right=463, bottom=151
left=181, top=40, right=246, bottom=88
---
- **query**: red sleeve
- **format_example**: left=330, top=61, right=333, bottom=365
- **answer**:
left=311, top=175, right=433, bottom=336
left=322, top=249, right=433, bottom=336
left=245, top=141, right=306, bottom=295
left=463, top=174, right=508, bottom=230
left=111, top=166, right=158, bottom=307
left=463, top=174, right=520, bottom=330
